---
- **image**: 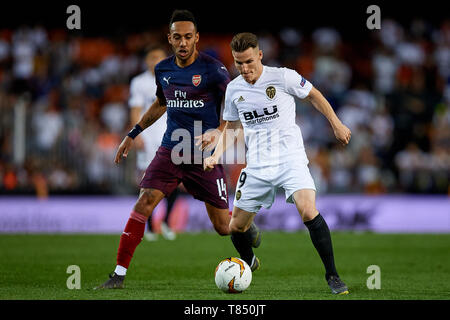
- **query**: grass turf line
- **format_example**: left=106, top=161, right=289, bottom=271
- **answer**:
left=0, top=232, right=449, bottom=300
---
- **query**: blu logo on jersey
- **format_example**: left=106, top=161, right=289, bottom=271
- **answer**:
left=243, top=106, right=278, bottom=121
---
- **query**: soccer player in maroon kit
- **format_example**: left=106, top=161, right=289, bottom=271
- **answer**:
left=95, top=10, right=261, bottom=289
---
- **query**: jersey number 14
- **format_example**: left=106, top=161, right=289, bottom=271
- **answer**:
left=216, top=178, right=227, bottom=203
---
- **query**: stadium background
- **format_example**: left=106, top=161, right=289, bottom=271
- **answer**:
left=0, top=0, right=449, bottom=303
left=0, top=1, right=449, bottom=233
left=1, top=1, right=448, bottom=195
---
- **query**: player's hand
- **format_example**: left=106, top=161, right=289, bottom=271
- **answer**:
left=195, top=129, right=221, bottom=151
left=333, top=122, right=352, bottom=146
left=114, top=136, right=133, bottom=164
left=203, top=156, right=218, bottom=171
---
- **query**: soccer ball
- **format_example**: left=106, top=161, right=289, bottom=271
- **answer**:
left=214, top=257, right=252, bottom=293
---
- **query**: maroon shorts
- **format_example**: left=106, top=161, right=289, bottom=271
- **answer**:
left=139, top=146, right=229, bottom=209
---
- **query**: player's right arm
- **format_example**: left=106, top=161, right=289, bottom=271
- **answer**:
left=114, top=98, right=167, bottom=164
left=136, top=98, right=167, bottom=130
left=203, top=120, right=243, bottom=171
left=195, top=61, right=232, bottom=152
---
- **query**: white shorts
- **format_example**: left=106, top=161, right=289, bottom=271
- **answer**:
left=233, top=162, right=316, bottom=213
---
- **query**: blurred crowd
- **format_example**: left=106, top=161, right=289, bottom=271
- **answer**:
left=0, top=18, right=449, bottom=196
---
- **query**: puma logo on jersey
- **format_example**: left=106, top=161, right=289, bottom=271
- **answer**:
left=163, top=77, right=171, bottom=85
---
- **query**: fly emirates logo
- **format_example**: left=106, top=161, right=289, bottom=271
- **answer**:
left=167, top=90, right=205, bottom=108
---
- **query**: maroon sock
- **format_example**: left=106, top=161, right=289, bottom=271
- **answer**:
left=116, top=211, right=147, bottom=269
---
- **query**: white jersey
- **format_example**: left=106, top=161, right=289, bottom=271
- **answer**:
left=223, top=66, right=313, bottom=172
left=129, top=70, right=167, bottom=169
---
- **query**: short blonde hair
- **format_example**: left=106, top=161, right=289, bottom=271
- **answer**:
left=230, top=32, right=259, bottom=52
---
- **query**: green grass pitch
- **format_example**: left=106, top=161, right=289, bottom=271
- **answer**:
left=0, top=232, right=449, bottom=300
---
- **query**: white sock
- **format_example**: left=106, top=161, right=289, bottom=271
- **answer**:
left=114, top=265, right=127, bottom=276
left=250, top=255, right=256, bottom=267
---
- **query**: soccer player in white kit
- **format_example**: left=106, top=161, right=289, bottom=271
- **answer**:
left=204, top=33, right=351, bottom=294
left=128, top=45, right=176, bottom=241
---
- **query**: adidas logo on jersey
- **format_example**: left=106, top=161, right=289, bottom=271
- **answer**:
left=237, top=96, right=245, bottom=103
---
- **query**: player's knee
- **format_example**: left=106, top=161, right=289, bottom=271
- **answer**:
left=133, top=202, right=152, bottom=217
left=134, top=190, right=160, bottom=217
left=215, top=227, right=230, bottom=236
left=297, top=203, right=318, bottom=222
left=214, top=223, right=230, bottom=236
left=229, top=223, right=247, bottom=234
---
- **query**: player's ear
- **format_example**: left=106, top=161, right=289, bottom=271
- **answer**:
left=259, top=49, right=263, bottom=61
left=195, top=32, right=199, bottom=44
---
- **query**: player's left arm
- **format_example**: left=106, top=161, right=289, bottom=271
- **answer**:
left=195, top=63, right=231, bottom=151
left=195, top=97, right=227, bottom=151
left=203, top=120, right=243, bottom=171
left=305, top=86, right=351, bottom=146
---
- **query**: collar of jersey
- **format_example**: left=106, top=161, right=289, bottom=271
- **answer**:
left=171, top=52, right=201, bottom=70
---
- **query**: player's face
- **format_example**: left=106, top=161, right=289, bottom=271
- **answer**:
left=145, top=49, right=167, bottom=73
left=168, top=21, right=199, bottom=62
left=232, top=47, right=263, bottom=84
